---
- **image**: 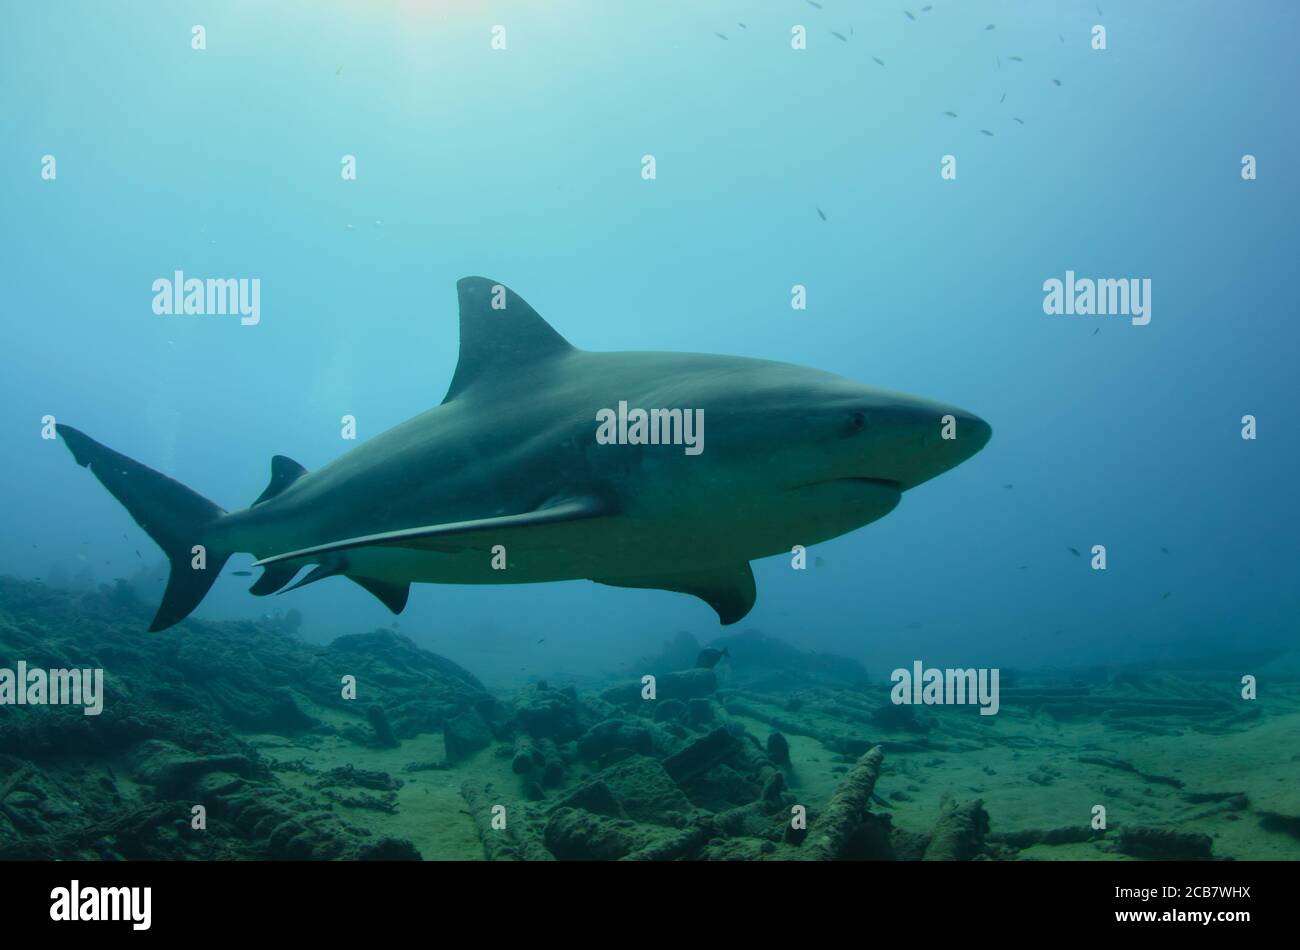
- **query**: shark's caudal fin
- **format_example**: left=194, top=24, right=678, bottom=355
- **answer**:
left=441, top=277, right=575, bottom=403
left=57, top=424, right=231, bottom=631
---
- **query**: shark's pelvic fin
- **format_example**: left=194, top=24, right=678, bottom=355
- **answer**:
left=348, top=576, right=410, bottom=614
left=57, top=424, right=232, bottom=632
left=281, top=562, right=346, bottom=593
left=253, top=455, right=308, bottom=507
left=251, top=495, right=612, bottom=568
left=594, top=563, right=757, bottom=625
left=442, top=276, right=575, bottom=403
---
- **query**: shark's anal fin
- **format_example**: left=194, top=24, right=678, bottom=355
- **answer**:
left=253, top=455, right=308, bottom=506
left=594, top=564, right=756, bottom=625
left=349, top=576, right=410, bottom=614
left=249, top=563, right=300, bottom=596
left=251, top=495, right=612, bottom=568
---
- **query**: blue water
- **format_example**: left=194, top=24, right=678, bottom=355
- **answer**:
left=2, top=1, right=1296, bottom=685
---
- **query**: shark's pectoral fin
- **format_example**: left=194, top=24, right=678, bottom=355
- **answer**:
left=594, top=563, right=756, bottom=625
left=348, top=576, right=410, bottom=614
left=251, top=495, right=613, bottom=568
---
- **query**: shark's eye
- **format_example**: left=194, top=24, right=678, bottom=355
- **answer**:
left=847, top=411, right=867, bottom=433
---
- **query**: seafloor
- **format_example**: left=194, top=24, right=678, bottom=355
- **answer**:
left=1, top=576, right=1297, bottom=861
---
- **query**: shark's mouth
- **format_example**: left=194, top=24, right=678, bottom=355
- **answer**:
left=791, top=476, right=900, bottom=492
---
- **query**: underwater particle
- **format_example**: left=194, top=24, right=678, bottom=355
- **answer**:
left=345, top=223, right=354, bottom=230
left=906, top=622, right=922, bottom=630
left=985, top=24, right=996, bottom=30
left=1098, top=3, right=1103, bottom=14
left=904, top=11, right=915, bottom=21
left=1161, top=546, right=1170, bottom=554
left=943, top=111, right=958, bottom=117
left=814, top=556, right=826, bottom=568
left=374, top=220, right=382, bottom=226
left=696, top=647, right=730, bottom=669
left=1069, top=546, right=1081, bottom=557
left=807, top=0, right=823, bottom=8
left=1009, top=55, right=1023, bottom=62
left=335, top=65, right=342, bottom=76
left=537, top=638, right=545, bottom=643
left=999, top=92, right=1006, bottom=103
left=231, top=570, right=252, bottom=577
left=738, top=22, right=747, bottom=29
left=1013, top=117, right=1024, bottom=125
left=1162, top=592, right=1171, bottom=600
left=1059, top=33, right=1065, bottom=43
left=1092, top=327, right=1100, bottom=335
left=1052, top=78, right=1062, bottom=86
left=816, top=206, right=827, bottom=221
left=1017, top=565, right=1029, bottom=570
left=996, top=55, right=1001, bottom=69
left=979, top=129, right=994, bottom=136
left=135, top=550, right=142, bottom=559
left=922, top=5, right=932, bottom=11
left=1003, top=483, right=1013, bottom=489
left=715, top=32, right=728, bottom=40
left=872, top=56, right=885, bottom=66
left=831, top=31, right=848, bottom=41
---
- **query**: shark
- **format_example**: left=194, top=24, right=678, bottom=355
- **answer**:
left=57, top=276, right=991, bottom=631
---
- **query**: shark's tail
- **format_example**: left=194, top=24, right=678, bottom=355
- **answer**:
left=58, top=424, right=232, bottom=631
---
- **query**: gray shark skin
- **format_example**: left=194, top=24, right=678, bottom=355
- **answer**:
left=58, top=277, right=991, bottom=630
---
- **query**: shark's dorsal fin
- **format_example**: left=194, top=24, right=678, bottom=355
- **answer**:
left=593, top=564, right=757, bottom=625
left=442, top=277, right=575, bottom=403
left=253, top=455, right=308, bottom=506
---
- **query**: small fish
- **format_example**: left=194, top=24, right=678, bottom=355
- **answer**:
left=231, top=570, right=252, bottom=577
left=537, top=638, right=545, bottom=643
left=1059, top=34, right=1065, bottom=43
left=831, top=31, right=848, bottom=41
left=1160, top=546, right=1169, bottom=554
left=715, top=32, right=728, bottom=40
left=904, top=11, right=915, bottom=21
left=922, top=5, right=932, bottom=11
left=872, top=56, right=885, bottom=66
left=1017, top=565, right=1029, bottom=570
left=1003, top=483, right=1014, bottom=489
left=696, top=647, right=730, bottom=669
left=943, top=111, right=957, bottom=117
left=1092, top=327, right=1100, bottom=335
left=985, top=24, right=996, bottom=31
left=1008, top=55, right=1023, bottom=62
left=999, top=92, right=1006, bottom=103
left=1052, top=78, right=1062, bottom=86
left=135, top=550, right=142, bottom=559
left=738, top=23, right=747, bottom=29
left=1097, top=3, right=1103, bottom=14
left=816, top=207, right=827, bottom=221
left=1013, top=117, right=1024, bottom=125
left=906, top=622, right=922, bottom=630
left=1161, top=592, right=1171, bottom=600
left=1069, top=547, right=1081, bottom=557
left=807, top=0, right=823, bottom=7
left=979, top=129, right=994, bottom=136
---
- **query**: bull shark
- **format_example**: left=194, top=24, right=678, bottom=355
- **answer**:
left=58, top=277, right=991, bottom=631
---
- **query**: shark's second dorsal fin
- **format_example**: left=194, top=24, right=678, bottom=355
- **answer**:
left=442, top=277, right=574, bottom=402
left=253, top=455, right=308, bottom=506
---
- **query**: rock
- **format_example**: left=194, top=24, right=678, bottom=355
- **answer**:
left=513, top=683, right=583, bottom=742
left=1116, top=826, right=1213, bottom=860
left=652, top=699, right=688, bottom=724
left=577, top=719, right=654, bottom=760
left=443, top=710, right=492, bottom=763
left=687, top=698, right=714, bottom=726
left=766, top=731, right=791, bottom=766
left=923, top=799, right=990, bottom=861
